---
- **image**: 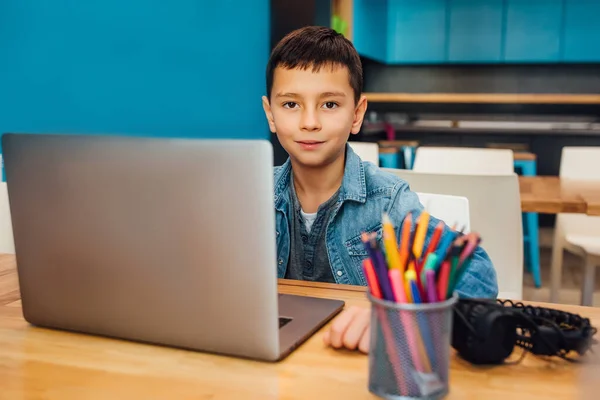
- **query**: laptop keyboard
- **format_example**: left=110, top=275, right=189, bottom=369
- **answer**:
left=279, top=317, right=292, bottom=329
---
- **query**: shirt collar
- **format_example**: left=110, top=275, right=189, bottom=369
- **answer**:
left=274, top=143, right=367, bottom=209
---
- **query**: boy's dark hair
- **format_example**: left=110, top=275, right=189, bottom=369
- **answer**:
left=266, top=26, right=363, bottom=104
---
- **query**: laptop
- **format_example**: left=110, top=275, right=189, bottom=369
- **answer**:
left=2, top=133, right=345, bottom=361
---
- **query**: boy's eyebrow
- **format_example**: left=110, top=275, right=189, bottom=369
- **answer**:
left=275, top=91, right=347, bottom=98
left=319, top=91, right=346, bottom=98
left=275, top=92, right=300, bottom=98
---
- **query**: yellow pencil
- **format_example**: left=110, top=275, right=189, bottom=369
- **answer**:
left=405, top=261, right=415, bottom=303
left=412, top=211, right=430, bottom=260
left=382, top=213, right=402, bottom=270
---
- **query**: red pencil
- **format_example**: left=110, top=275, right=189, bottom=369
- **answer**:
left=363, top=259, right=382, bottom=299
left=422, top=221, right=445, bottom=264
left=437, top=260, right=451, bottom=301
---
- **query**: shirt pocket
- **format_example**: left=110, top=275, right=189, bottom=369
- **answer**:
left=344, top=224, right=384, bottom=285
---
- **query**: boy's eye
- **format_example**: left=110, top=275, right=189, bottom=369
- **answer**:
left=282, top=102, right=299, bottom=109
left=322, top=101, right=338, bottom=109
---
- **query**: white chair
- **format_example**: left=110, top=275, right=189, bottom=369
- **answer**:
left=385, top=169, right=524, bottom=300
left=348, top=142, right=379, bottom=165
left=413, top=147, right=514, bottom=175
left=416, top=192, right=470, bottom=233
left=0, top=182, right=15, bottom=254
left=550, top=147, right=600, bottom=306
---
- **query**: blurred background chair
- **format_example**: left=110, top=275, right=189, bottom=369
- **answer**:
left=385, top=169, right=524, bottom=300
left=550, top=147, right=600, bottom=306
left=416, top=192, right=470, bottom=233
left=412, top=146, right=541, bottom=289
left=0, top=182, right=15, bottom=254
left=348, top=142, right=379, bottom=165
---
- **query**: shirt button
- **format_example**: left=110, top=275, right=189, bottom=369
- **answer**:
left=276, top=231, right=280, bottom=236
left=302, top=235, right=308, bottom=243
left=278, top=259, right=283, bottom=265
left=337, top=271, right=343, bottom=277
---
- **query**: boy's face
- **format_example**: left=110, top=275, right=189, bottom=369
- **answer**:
left=262, top=65, right=367, bottom=168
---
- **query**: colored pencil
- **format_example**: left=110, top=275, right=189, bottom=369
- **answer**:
left=412, top=211, right=430, bottom=261
left=426, top=269, right=438, bottom=303
left=421, top=253, right=439, bottom=287
left=423, top=221, right=444, bottom=262
left=389, top=269, right=430, bottom=373
left=367, top=263, right=408, bottom=395
left=362, top=259, right=382, bottom=299
left=362, top=233, right=395, bottom=301
left=458, top=233, right=481, bottom=268
left=398, top=213, right=412, bottom=273
left=406, top=270, right=434, bottom=372
left=433, top=230, right=457, bottom=271
left=437, top=261, right=451, bottom=301
left=382, top=214, right=401, bottom=269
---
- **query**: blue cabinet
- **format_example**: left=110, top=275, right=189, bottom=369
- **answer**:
left=351, top=0, right=600, bottom=65
left=562, top=0, right=600, bottom=62
left=353, top=0, right=388, bottom=63
left=447, top=0, right=504, bottom=63
left=504, top=0, right=563, bottom=62
left=387, top=0, right=447, bottom=63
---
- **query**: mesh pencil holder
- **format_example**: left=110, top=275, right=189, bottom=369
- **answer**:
left=367, top=293, right=458, bottom=400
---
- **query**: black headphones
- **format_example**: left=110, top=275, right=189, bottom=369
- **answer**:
left=451, top=298, right=597, bottom=365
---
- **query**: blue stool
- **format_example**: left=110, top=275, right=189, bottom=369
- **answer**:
left=379, top=149, right=400, bottom=168
left=379, top=141, right=418, bottom=170
left=514, top=155, right=542, bottom=288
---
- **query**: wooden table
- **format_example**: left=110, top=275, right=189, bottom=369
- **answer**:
left=1, top=254, right=599, bottom=399
left=519, top=176, right=600, bottom=215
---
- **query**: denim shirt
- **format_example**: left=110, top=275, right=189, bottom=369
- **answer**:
left=273, top=145, right=498, bottom=299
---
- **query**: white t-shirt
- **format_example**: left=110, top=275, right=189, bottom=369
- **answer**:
left=300, top=209, right=318, bottom=233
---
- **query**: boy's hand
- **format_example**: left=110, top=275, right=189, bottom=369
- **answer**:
left=322, top=306, right=370, bottom=354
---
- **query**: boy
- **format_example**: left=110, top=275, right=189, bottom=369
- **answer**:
left=262, top=26, right=498, bottom=353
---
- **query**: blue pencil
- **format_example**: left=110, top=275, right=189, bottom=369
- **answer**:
left=409, top=277, right=437, bottom=368
left=432, top=230, right=457, bottom=272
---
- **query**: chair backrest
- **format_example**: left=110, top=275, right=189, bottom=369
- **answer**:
left=413, top=147, right=514, bottom=175
left=385, top=168, right=523, bottom=299
left=348, top=142, right=379, bottom=165
left=416, top=192, right=471, bottom=233
left=560, top=147, right=600, bottom=181
left=557, top=147, right=600, bottom=236
left=0, top=183, right=15, bottom=254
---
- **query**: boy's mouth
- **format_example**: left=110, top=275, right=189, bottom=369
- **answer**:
left=296, top=140, right=325, bottom=150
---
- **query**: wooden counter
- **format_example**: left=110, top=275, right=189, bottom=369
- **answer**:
left=1, top=254, right=599, bottom=399
left=365, top=92, right=600, bottom=105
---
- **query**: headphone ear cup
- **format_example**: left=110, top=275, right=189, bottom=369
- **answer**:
left=455, top=304, right=518, bottom=365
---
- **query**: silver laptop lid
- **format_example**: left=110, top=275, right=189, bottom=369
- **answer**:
left=3, top=133, right=281, bottom=360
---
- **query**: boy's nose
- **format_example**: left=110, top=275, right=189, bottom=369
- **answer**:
left=300, top=110, right=321, bottom=132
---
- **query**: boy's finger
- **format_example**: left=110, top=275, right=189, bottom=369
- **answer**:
left=328, top=307, right=361, bottom=349
left=341, top=308, right=370, bottom=351
left=358, top=325, right=370, bottom=354
left=322, top=330, right=331, bottom=345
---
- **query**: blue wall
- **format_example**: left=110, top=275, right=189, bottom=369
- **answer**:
left=0, top=0, right=270, bottom=155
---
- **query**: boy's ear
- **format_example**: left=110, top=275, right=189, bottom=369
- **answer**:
left=350, top=95, right=368, bottom=135
left=262, top=96, right=277, bottom=133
